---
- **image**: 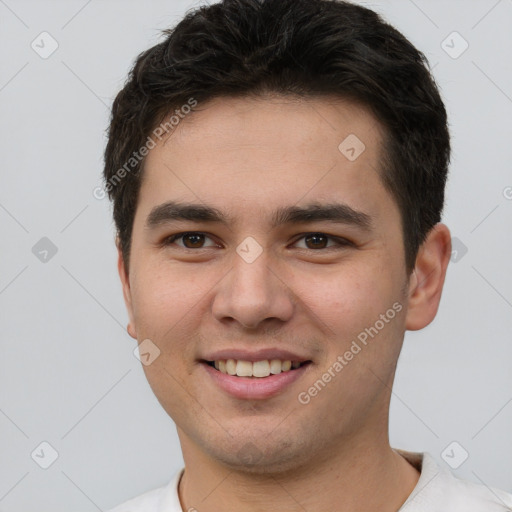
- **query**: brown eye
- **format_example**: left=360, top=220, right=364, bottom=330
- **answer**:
left=293, top=233, right=352, bottom=250
left=304, top=233, right=328, bottom=249
left=164, top=232, right=218, bottom=249
left=182, top=233, right=206, bottom=248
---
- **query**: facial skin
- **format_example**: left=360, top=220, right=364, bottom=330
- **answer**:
left=118, top=95, right=451, bottom=512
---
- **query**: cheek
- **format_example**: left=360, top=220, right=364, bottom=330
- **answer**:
left=294, top=261, right=399, bottom=338
left=291, top=266, right=405, bottom=423
left=130, top=262, right=209, bottom=413
left=130, top=258, right=214, bottom=337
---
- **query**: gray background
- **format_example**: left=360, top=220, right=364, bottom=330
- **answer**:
left=1, top=0, right=511, bottom=510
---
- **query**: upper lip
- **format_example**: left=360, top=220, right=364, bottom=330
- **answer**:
left=201, top=348, right=312, bottom=363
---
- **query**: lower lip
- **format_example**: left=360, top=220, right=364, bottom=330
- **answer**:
left=202, top=362, right=311, bottom=400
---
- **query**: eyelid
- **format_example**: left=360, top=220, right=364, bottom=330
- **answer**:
left=162, top=231, right=220, bottom=248
left=291, top=232, right=354, bottom=250
left=162, top=231, right=353, bottom=250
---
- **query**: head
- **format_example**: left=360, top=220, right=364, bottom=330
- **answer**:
left=104, top=0, right=451, bottom=473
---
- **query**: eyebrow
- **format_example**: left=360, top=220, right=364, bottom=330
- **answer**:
left=145, top=201, right=373, bottom=231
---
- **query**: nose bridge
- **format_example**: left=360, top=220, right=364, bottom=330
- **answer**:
left=212, top=243, right=294, bottom=328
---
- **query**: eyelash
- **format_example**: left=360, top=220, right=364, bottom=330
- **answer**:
left=161, top=232, right=353, bottom=251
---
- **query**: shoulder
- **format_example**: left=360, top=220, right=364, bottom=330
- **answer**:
left=398, top=450, right=512, bottom=511
left=444, top=475, right=512, bottom=510
left=105, top=470, right=184, bottom=512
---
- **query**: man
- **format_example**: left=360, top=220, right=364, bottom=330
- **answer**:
left=103, top=0, right=512, bottom=510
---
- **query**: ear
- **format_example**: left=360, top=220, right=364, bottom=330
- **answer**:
left=405, top=223, right=451, bottom=331
left=117, top=240, right=137, bottom=340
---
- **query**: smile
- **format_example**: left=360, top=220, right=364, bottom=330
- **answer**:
left=206, top=359, right=310, bottom=377
left=201, top=359, right=313, bottom=400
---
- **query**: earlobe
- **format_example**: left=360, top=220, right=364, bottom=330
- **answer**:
left=405, top=223, right=452, bottom=331
left=117, top=242, right=138, bottom=340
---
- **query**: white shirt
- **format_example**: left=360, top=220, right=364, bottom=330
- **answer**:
left=106, top=449, right=512, bottom=511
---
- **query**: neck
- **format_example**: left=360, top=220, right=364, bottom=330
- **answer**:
left=177, top=433, right=420, bottom=512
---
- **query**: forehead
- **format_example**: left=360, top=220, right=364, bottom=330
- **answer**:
left=137, top=95, right=394, bottom=228
left=155, top=94, right=383, bottom=161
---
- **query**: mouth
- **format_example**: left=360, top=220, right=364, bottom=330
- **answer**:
left=200, top=358, right=313, bottom=400
left=202, top=359, right=312, bottom=378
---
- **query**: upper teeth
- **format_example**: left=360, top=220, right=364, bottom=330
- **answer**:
left=213, top=359, right=302, bottom=377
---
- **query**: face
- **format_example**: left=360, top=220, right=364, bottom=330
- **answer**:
left=118, top=95, right=428, bottom=474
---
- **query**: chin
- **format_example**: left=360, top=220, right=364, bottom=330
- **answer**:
left=204, top=435, right=312, bottom=476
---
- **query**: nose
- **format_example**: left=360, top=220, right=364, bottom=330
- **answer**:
left=211, top=248, right=295, bottom=330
